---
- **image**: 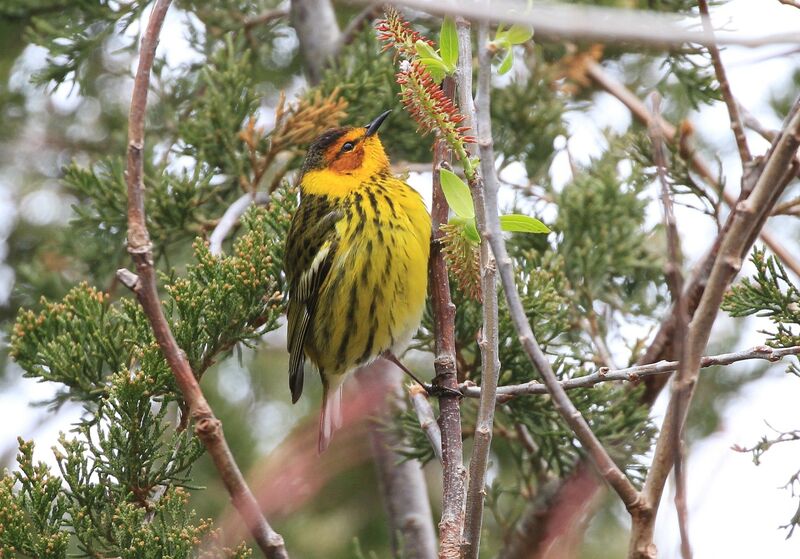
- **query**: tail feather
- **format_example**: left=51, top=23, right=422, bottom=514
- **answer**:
left=318, top=378, right=343, bottom=453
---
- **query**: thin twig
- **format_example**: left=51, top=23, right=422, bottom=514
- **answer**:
left=429, top=76, right=467, bottom=559
left=587, top=59, right=800, bottom=280
left=458, top=20, right=502, bottom=559
left=779, top=0, right=800, bottom=8
left=209, top=192, right=271, bottom=256
left=648, top=92, right=692, bottom=559
left=698, top=0, right=751, bottom=166
left=409, top=384, right=443, bottom=463
left=120, top=1, right=288, bottom=557
left=242, top=7, right=289, bottom=30
left=464, top=11, right=642, bottom=516
left=630, top=100, right=800, bottom=559
left=336, top=5, right=382, bottom=50
left=360, top=0, right=800, bottom=49
left=457, top=345, right=800, bottom=398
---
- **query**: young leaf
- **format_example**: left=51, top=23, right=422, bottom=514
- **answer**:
left=505, top=24, right=534, bottom=45
left=439, top=17, right=458, bottom=70
left=440, top=168, right=475, bottom=219
left=450, top=215, right=481, bottom=243
left=498, top=48, right=514, bottom=75
left=415, top=40, right=441, bottom=61
left=422, top=59, right=447, bottom=83
left=499, top=214, right=550, bottom=234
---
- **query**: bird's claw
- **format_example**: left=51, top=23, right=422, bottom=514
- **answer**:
left=423, top=383, right=463, bottom=399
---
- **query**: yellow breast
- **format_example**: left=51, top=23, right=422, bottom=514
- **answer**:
left=306, top=176, right=431, bottom=376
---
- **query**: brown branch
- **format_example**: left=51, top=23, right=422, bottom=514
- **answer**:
left=698, top=0, right=751, bottom=166
left=458, top=20, right=502, bottom=559
left=779, top=0, right=800, bottom=8
left=336, top=5, right=382, bottom=50
left=242, top=7, right=289, bottom=30
left=457, top=345, right=800, bottom=399
left=360, top=360, right=438, bottom=559
left=119, top=1, right=287, bottom=557
left=363, top=0, right=800, bottom=49
left=648, top=92, right=692, bottom=559
left=429, top=76, right=467, bottom=559
left=629, top=100, right=800, bottom=559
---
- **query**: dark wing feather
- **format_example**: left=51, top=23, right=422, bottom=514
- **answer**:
left=285, top=200, right=342, bottom=403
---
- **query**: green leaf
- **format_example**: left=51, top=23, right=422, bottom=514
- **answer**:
left=505, top=24, right=534, bottom=45
left=499, top=214, right=550, bottom=234
left=440, top=17, right=458, bottom=70
left=422, top=60, right=446, bottom=83
left=498, top=48, right=514, bottom=75
left=415, top=40, right=440, bottom=61
left=440, top=168, right=475, bottom=219
left=450, top=216, right=481, bottom=243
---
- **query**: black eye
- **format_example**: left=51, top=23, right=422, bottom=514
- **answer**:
left=341, top=142, right=355, bottom=152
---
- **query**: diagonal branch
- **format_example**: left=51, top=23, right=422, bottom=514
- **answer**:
left=630, top=99, right=800, bottom=559
left=698, top=0, right=751, bottom=166
left=118, top=1, right=288, bottom=557
left=466, top=19, right=642, bottom=514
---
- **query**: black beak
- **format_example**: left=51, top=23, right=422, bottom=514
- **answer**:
left=365, top=110, right=392, bottom=137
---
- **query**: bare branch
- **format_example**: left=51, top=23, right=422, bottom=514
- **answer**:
left=409, top=384, right=443, bottom=463
left=122, top=2, right=287, bottom=557
left=357, top=0, right=800, bottom=49
left=630, top=100, right=800, bottom=559
left=429, top=76, right=467, bottom=559
left=242, top=7, right=289, bottom=30
left=459, top=20, right=502, bottom=559
left=698, top=0, right=751, bottom=166
left=457, top=345, right=800, bottom=399
left=648, top=92, right=692, bottom=559
left=779, top=0, right=800, bottom=8
left=361, top=360, right=437, bottom=559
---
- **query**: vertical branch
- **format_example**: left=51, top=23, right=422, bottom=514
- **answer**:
left=648, top=94, right=692, bottom=559
left=430, top=77, right=467, bottom=559
left=697, top=0, right=751, bottom=167
left=458, top=20, right=502, bottom=559
left=361, top=360, right=437, bottom=559
left=120, top=1, right=288, bottom=557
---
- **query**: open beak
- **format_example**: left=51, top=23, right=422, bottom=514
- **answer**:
left=365, top=110, right=392, bottom=137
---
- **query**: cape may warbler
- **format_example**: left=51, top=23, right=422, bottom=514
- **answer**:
left=284, top=110, right=431, bottom=452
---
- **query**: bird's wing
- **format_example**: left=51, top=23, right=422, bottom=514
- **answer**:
left=285, top=204, right=343, bottom=403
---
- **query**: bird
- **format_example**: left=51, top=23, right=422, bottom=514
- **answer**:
left=284, top=110, right=431, bottom=452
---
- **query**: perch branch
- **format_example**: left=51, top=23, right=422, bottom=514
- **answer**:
left=410, top=384, right=444, bottom=463
left=457, top=345, right=800, bottom=399
left=120, top=1, right=288, bottom=557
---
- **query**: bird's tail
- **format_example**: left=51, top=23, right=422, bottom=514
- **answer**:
left=318, top=378, right=344, bottom=453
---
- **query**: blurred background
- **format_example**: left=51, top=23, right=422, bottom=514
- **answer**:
left=2, top=1, right=800, bottom=557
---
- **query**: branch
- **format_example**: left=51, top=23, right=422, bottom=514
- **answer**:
left=457, top=345, right=800, bottom=398
left=361, top=0, right=800, bottom=49
left=290, top=0, right=341, bottom=84
left=120, top=2, right=287, bottom=557
left=630, top=100, right=800, bottom=559
left=209, top=192, right=271, bottom=256
left=429, top=76, right=467, bottom=559
left=463, top=12, right=642, bottom=516
left=409, top=384, right=443, bottom=463
left=361, top=360, right=437, bottom=559
left=242, top=7, right=289, bottom=30
left=458, top=21, right=502, bottom=559
left=648, top=92, right=692, bottom=559
left=698, top=0, right=751, bottom=166
left=585, top=59, right=800, bottom=280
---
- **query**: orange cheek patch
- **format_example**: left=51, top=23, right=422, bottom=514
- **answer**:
left=329, top=148, right=365, bottom=173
